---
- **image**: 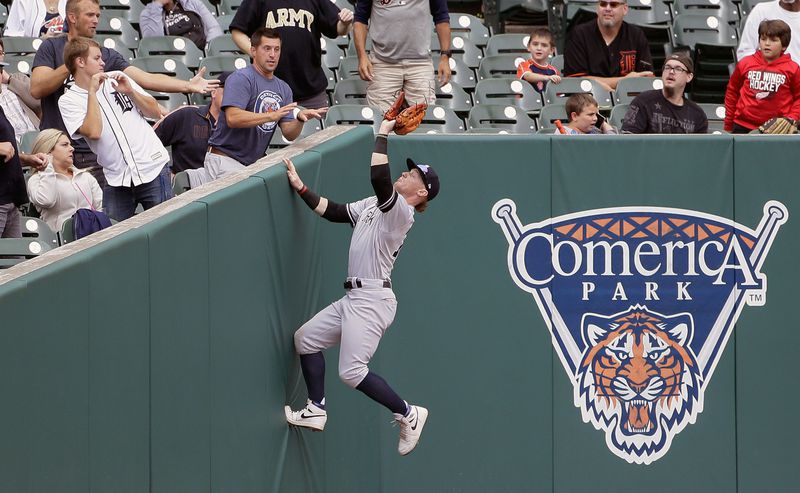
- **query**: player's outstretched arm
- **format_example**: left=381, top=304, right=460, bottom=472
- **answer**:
left=370, top=120, right=398, bottom=213
left=284, top=158, right=352, bottom=224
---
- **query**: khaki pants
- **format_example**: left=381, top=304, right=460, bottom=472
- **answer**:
left=184, top=152, right=244, bottom=188
left=366, top=54, right=436, bottom=113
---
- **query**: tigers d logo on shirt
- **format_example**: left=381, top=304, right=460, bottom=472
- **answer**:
left=492, top=200, right=787, bottom=464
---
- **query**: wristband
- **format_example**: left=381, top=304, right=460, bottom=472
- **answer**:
left=440, top=50, right=452, bottom=57
left=297, top=185, right=308, bottom=195
left=293, top=107, right=302, bottom=119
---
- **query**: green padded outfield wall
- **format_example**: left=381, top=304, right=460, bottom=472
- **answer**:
left=0, top=127, right=798, bottom=493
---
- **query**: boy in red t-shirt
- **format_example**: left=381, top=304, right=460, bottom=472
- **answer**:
left=517, top=27, right=561, bottom=98
left=724, top=19, right=800, bottom=133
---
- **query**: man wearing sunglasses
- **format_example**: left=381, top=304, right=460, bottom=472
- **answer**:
left=564, top=0, right=653, bottom=91
left=621, top=53, right=708, bottom=134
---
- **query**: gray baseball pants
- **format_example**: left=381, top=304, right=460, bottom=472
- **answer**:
left=294, top=286, right=397, bottom=388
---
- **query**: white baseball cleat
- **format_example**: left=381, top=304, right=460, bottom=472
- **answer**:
left=285, top=399, right=327, bottom=431
left=395, top=405, right=428, bottom=455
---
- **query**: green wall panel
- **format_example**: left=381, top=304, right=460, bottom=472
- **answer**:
left=145, top=204, right=211, bottom=493
left=733, top=137, right=800, bottom=493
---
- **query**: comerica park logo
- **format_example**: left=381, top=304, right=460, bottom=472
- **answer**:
left=492, top=200, right=787, bottom=465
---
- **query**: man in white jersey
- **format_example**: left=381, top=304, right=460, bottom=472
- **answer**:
left=282, top=118, right=440, bottom=456
left=59, top=37, right=172, bottom=221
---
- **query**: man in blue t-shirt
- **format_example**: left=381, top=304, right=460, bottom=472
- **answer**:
left=186, top=27, right=326, bottom=187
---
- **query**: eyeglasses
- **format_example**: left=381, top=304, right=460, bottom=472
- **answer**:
left=599, top=1, right=624, bottom=8
left=662, top=65, right=689, bottom=74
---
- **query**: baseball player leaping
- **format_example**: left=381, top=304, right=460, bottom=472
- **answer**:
left=282, top=118, right=440, bottom=455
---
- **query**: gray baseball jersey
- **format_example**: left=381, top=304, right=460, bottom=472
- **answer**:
left=294, top=192, right=415, bottom=388
left=346, top=194, right=415, bottom=279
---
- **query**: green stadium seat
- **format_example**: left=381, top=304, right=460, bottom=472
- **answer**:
left=473, top=77, right=543, bottom=114
left=447, top=13, right=492, bottom=49
left=207, top=35, right=243, bottom=56
left=0, top=238, right=52, bottom=268
left=544, top=77, right=613, bottom=109
left=147, top=91, right=190, bottom=113
left=434, top=80, right=473, bottom=116
left=413, top=105, right=465, bottom=134
left=138, top=35, right=204, bottom=69
left=21, top=216, right=59, bottom=249
left=698, top=103, right=727, bottom=123
left=609, top=103, right=630, bottom=129
left=322, top=38, right=346, bottom=71
left=627, top=0, right=673, bottom=24
left=3, top=55, right=35, bottom=75
left=672, top=14, right=738, bottom=51
left=614, top=77, right=663, bottom=105
left=215, top=14, right=234, bottom=34
left=322, top=65, right=336, bottom=93
left=2, top=36, right=42, bottom=55
left=467, top=104, right=537, bottom=133
left=673, top=0, right=740, bottom=25
left=332, top=77, right=369, bottom=105
left=324, top=33, right=350, bottom=51
left=96, top=35, right=135, bottom=61
left=19, top=130, right=39, bottom=155
left=324, top=104, right=382, bottom=133
left=336, top=56, right=362, bottom=82
left=96, top=15, right=140, bottom=48
left=485, top=33, right=530, bottom=57
left=538, top=103, right=569, bottom=129
left=345, top=36, right=372, bottom=57
left=131, top=56, right=194, bottom=79
left=550, top=54, right=564, bottom=72
left=672, top=14, right=737, bottom=102
left=739, top=0, right=771, bottom=17
left=217, top=0, right=243, bottom=16
left=437, top=56, right=477, bottom=91
left=99, top=0, right=147, bottom=28
left=477, top=54, right=527, bottom=81
left=59, top=216, right=74, bottom=244
left=173, top=170, right=192, bottom=196
left=198, top=54, right=249, bottom=78
left=431, top=34, right=483, bottom=70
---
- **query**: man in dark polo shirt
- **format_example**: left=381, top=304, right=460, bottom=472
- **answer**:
left=153, top=72, right=231, bottom=173
left=564, top=0, right=653, bottom=91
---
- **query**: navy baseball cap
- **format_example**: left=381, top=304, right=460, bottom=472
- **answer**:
left=218, top=71, right=233, bottom=86
left=406, top=158, right=440, bottom=201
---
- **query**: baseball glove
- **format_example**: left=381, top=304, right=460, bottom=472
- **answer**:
left=384, top=91, right=406, bottom=120
left=393, top=103, right=428, bottom=135
left=758, top=116, right=798, bottom=134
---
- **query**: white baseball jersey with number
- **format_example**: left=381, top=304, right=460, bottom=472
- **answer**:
left=345, top=194, right=415, bottom=280
left=59, top=71, right=169, bottom=187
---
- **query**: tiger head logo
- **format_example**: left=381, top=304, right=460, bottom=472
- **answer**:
left=575, top=306, right=703, bottom=464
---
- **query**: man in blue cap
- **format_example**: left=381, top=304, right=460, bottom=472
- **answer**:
left=282, top=117, right=440, bottom=456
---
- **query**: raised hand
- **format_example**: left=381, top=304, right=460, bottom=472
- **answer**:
left=187, top=67, right=220, bottom=94
left=283, top=158, right=305, bottom=191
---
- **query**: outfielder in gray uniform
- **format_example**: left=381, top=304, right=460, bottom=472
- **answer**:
left=283, top=118, right=440, bottom=455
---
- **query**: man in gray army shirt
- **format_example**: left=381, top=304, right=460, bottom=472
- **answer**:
left=282, top=117, right=440, bottom=456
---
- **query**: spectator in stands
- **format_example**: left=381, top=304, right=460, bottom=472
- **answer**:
left=185, top=28, right=326, bottom=187
left=58, top=37, right=173, bottom=221
left=0, top=108, right=49, bottom=238
left=564, top=0, right=653, bottom=91
left=725, top=20, right=800, bottom=133
left=230, top=0, right=353, bottom=109
left=4, top=0, right=66, bottom=38
left=621, top=53, right=708, bottom=134
left=555, top=93, right=617, bottom=134
left=26, top=129, right=102, bottom=232
left=738, top=0, right=800, bottom=61
left=0, top=39, right=41, bottom=142
left=354, top=0, right=451, bottom=112
left=517, top=27, right=561, bottom=99
left=140, top=0, right=223, bottom=50
left=153, top=72, right=231, bottom=174
left=30, top=0, right=218, bottom=189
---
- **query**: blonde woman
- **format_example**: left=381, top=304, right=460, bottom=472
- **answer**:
left=27, top=129, right=102, bottom=232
